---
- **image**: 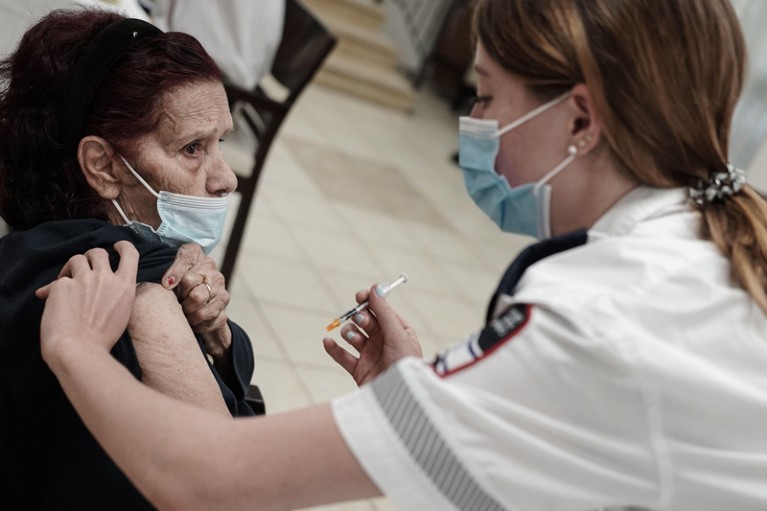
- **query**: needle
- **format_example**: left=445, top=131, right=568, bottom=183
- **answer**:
left=325, top=273, right=408, bottom=331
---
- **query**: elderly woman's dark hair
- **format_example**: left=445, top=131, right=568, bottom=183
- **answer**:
left=0, top=8, right=222, bottom=230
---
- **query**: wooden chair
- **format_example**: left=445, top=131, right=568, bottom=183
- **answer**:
left=220, top=0, right=336, bottom=283
left=246, top=384, right=266, bottom=415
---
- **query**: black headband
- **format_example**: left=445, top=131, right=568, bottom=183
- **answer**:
left=60, top=18, right=162, bottom=151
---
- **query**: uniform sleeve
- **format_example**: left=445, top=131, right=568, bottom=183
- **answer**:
left=332, top=304, right=662, bottom=511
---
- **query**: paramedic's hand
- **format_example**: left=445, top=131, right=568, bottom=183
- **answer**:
left=163, top=243, right=231, bottom=363
left=36, top=241, right=139, bottom=363
left=323, top=284, right=422, bottom=386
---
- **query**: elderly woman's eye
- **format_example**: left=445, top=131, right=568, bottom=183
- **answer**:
left=184, top=143, right=201, bottom=155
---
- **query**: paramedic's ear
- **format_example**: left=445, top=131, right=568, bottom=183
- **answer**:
left=567, top=83, right=601, bottom=156
left=78, top=136, right=121, bottom=200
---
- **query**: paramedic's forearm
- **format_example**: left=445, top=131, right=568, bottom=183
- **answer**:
left=45, top=342, right=381, bottom=511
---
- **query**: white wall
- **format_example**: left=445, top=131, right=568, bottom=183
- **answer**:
left=730, top=0, right=767, bottom=191
left=381, top=0, right=452, bottom=75
left=748, top=138, right=767, bottom=192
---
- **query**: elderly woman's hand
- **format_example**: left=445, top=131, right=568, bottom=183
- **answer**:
left=162, top=243, right=231, bottom=364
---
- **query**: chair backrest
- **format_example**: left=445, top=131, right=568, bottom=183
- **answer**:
left=219, top=0, right=336, bottom=283
left=271, top=0, right=337, bottom=104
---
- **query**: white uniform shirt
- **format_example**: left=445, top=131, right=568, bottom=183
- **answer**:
left=141, top=0, right=284, bottom=90
left=332, top=186, right=767, bottom=510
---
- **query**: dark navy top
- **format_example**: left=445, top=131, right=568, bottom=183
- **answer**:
left=0, top=218, right=255, bottom=510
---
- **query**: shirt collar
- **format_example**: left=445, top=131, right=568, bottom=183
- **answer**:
left=590, top=185, right=690, bottom=238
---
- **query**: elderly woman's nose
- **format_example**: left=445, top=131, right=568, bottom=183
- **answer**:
left=208, top=155, right=237, bottom=195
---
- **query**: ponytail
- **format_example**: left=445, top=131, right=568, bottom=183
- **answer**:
left=701, top=186, right=767, bottom=313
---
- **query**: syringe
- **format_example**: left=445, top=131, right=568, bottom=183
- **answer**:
left=325, top=273, right=408, bottom=331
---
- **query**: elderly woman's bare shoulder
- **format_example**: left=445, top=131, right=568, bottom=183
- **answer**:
left=130, top=282, right=189, bottom=337
left=130, top=281, right=229, bottom=414
left=134, top=281, right=181, bottom=305
left=130, top=281, right=187, bottom=324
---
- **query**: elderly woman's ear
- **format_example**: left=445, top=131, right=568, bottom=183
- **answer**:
left=78, top=136, right=121, bottom=200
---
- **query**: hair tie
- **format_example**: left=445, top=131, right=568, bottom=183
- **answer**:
left=689, top=164, right=746, bottom=206
left=60, top=18, right=162, bottom=151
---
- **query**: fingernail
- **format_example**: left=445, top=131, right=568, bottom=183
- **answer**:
left=167, top=277, right=175, bottom=286
left=354, top=313, right=364, bottom=324
left=346, top=331, right=356, bottom=341
left=375, top=284, right=385, bottom=297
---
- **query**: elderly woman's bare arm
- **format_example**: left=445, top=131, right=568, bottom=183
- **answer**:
left=129, top=282, right=229, bottom=416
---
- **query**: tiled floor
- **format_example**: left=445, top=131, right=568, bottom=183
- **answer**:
left=211, top=83, right=531, bottom=510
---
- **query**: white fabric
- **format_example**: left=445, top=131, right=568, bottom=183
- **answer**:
left=141, top=0, right=284, bottom=90
left=84, top=0, right=150, bottom=20
left=1, top=0, right=148, bottom=59
left=333, top=185, right=767, bottom=510
left=1, top=0, right=59, bottom=56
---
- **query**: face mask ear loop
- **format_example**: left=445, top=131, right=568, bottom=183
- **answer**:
left=118, top=154, right=161, bottom=199
left=111, top=199, right=132, bottom=225
left=495, top=92, right=571, bottom=138
left=533, top=146, right=578, bottom=194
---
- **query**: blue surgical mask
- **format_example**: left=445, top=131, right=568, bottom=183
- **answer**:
left=458, top=93, right=575, bottom=239
left=112, top=155, right=230, bottom=254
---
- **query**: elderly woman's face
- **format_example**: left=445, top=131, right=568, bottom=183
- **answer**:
left=113, top=80, right=236, bottom=229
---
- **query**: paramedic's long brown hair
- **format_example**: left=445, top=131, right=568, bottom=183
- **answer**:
left=473, top=0, right=767, bottom=312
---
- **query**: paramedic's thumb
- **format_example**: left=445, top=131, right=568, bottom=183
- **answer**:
left=368, top=283, right=401, bottom=337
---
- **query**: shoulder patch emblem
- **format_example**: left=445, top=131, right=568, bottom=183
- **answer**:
left=432, top=303, right=531, bottom=377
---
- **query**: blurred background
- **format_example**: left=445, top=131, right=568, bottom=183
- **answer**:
left=3, top=1, right=767, bottom=509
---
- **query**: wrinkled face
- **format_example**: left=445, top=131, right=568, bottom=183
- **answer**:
left=470, top=42, right=571, bottom=187
left=114, top=80, right=236, bottom=228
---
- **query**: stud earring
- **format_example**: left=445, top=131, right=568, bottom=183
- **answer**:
left=577, top=135, right=592, bottom=149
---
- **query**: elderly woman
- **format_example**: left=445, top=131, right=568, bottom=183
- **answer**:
left=0, top=8, right=254, bottom=510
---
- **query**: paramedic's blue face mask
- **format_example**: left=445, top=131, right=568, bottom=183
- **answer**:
left=111, top=155, right=230, bottom=254
left=458, top=93, right=575, bottom=239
